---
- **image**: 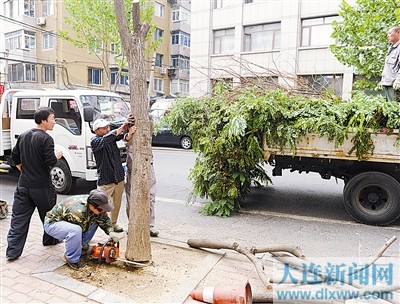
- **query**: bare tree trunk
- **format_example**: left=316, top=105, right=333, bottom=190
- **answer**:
left=114, top=0, right=151, bottom=262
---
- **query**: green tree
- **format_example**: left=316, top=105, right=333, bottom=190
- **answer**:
left=330, top=0, right=400, bottom=89
left=60, top=0, right=123, bottom=90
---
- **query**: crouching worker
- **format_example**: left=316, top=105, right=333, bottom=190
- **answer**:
left=44, top=189, right=121, bottom=270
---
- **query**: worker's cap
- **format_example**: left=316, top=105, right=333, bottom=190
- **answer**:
left=88, top=189, right=114, bottom=212
left=92, top=119, right=109, bottom=131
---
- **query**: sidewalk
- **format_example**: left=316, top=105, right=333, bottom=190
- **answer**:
left=0, top=204, right=266, bottom=304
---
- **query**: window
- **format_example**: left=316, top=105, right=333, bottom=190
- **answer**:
left=24, top=0, right=34, bottom=16
left=214, top=0, right=241, bottom=9
left=110, top=43, right=121, bottom=55
left=155, top=2, right=164, bottom=17
left=43, top=65, right=55, bottom=83
left=154, top=78, right=164, bottom=92
left=8, top=64, right=24, bottom=82
left=25, top=64, right=36, bottom=82
left=171, top=55, right=190, bottom=69
left=154, top=28, right=164, bottom=40
left=88, top=68, right=103, bottom=86
left=214, top=28, right=235, bottom=54
left=42, top=32, right=54, bottom=49
left=172, top=7, right=190, bottom=23
left=5, top=30, right=35, bottom=50
left=244, top=23, right=280, bottom=52
left=42, top=0, right=53, bottom=16
left=5, top=33, right=21, bottom=50
left=301, top=74, right=343, bottom=96
left=16, top=98, right=41, bottom=119
left=50, top=99, right=82, bottom=135
left=4, top=0, right=15, bottom=18
left=8, top=63, right=36, bottom=82
left=171, top=80, right=189, bottom=94
left=171, top=31, right=191, bottom=47
left=155, top=53, right=163, bottom=67
left=301, top=16, right=342, bottom=47
left=111, top=69, right=129, bottom=85
left=24, top=31, right=36, bottom=49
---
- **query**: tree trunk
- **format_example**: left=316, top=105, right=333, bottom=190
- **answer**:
left=114, top=0, right=151, bottom=262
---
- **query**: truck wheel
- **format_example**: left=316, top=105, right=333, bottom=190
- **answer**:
left=180, top=136, right=192, bottom=149
left=343, top=172, right=400, bottom=225
left=50, top=159, right=75, bottom=194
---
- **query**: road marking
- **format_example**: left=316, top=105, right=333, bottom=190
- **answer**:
left=156, top=196, right=400, bottom=231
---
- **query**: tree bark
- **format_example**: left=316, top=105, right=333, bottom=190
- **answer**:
left=114, top=0, right=151, bottom=262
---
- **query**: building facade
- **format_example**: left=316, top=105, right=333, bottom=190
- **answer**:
left=0, top=0, right=191, bottom=98
left=190, top=0, right=357, bottom=99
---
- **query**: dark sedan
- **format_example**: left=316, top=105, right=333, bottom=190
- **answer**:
left=152, top=125, right=192, bottom=149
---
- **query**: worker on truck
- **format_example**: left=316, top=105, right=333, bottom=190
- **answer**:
left=380, top=25, right=400, bottom=102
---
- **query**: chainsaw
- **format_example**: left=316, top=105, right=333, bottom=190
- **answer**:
left=89, top=239, right=148, bottom=267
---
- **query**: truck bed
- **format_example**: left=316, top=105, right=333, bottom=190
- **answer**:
left=263, top=131, right=400, bottom=164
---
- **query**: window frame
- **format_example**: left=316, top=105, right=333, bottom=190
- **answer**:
left=88, top=67, right=103, bottom=86
left=213, top=28, right=235, bottom=54
left=42, top=65, right=55, bottom=83
left=243, top=22, right=281, bottom=52
left=42, top=32, right=54, bottom=50
left=155, top=2, right=164, bottom=18
left=301, top=15, right=342, bottom=48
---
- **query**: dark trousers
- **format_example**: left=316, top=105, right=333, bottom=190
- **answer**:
left=6, top=185, right=59, bottom=259
left=383, top=85, right=400, bottom=102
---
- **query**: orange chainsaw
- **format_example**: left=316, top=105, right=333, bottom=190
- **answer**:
left=89, top=239, right=147, bottom=267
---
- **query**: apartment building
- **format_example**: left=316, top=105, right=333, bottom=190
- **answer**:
left=190, top=0, right=356, bottom=99
left=0, top=0, right=191, bottom=98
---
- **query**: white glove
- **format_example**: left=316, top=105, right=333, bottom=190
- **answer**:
left=393, top=78, right=400, bottom=90
left=109, top=231, right=125, bottom=242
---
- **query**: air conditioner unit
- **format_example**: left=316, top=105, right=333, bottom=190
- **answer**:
left=36, top=17, right=46, bottom=26
left=160, top=68, right=167, bottom=75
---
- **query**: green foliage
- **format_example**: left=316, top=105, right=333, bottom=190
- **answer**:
left=331, top=0, right=400, bottom=83
left=164, top=85, right=400, bottom=217
left=59, top=0, right=158, bottom=88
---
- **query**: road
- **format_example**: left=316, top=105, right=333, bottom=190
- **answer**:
left=1, top=148, right=399, bottom=259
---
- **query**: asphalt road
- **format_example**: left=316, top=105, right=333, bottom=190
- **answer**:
left=1, top=148, right=399, bottom=260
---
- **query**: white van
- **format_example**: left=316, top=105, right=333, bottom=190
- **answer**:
left=0, top=89, right=130, bottom=194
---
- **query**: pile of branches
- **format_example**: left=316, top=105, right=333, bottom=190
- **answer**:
left=163, top=68, right=400, bottom=217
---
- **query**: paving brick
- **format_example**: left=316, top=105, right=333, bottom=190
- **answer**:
left=27, top=288, right=55, bottom=303
left=4, top=291, right=31, bottom=303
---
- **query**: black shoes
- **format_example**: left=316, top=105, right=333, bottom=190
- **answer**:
left=150, top=226, right=159, bottom=237
left=6, top=255, right=19, bottom=261
left=112, top=224, right=124, bottom=233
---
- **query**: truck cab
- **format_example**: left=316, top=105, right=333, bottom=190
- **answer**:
left=1, top=89, right=129, bottom=194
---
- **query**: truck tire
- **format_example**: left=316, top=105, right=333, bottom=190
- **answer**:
left=50, top=159, right=76, bottom=194
left=343, top=172, right=400, bottom=225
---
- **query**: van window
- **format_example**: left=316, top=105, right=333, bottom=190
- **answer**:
left=16, top=98, right=40, bottom=119
left=50, top=99, right=82, bottom=135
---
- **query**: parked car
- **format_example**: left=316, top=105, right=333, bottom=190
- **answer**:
left=149, top=98, right=192, bottom=149
left=152, top=124, right=192, bottom=149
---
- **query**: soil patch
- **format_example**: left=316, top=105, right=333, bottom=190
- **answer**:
left=57, top=241, right=208, bottom=303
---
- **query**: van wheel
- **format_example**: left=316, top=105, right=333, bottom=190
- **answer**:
left=180, top=136, right=192, bottom=149
left=343, top=172, right=400, bottom=225
left=51, top=159, right=75, bottom=194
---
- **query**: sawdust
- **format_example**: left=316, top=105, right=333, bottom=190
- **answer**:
left=57, top=241, right=208, bottom=303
